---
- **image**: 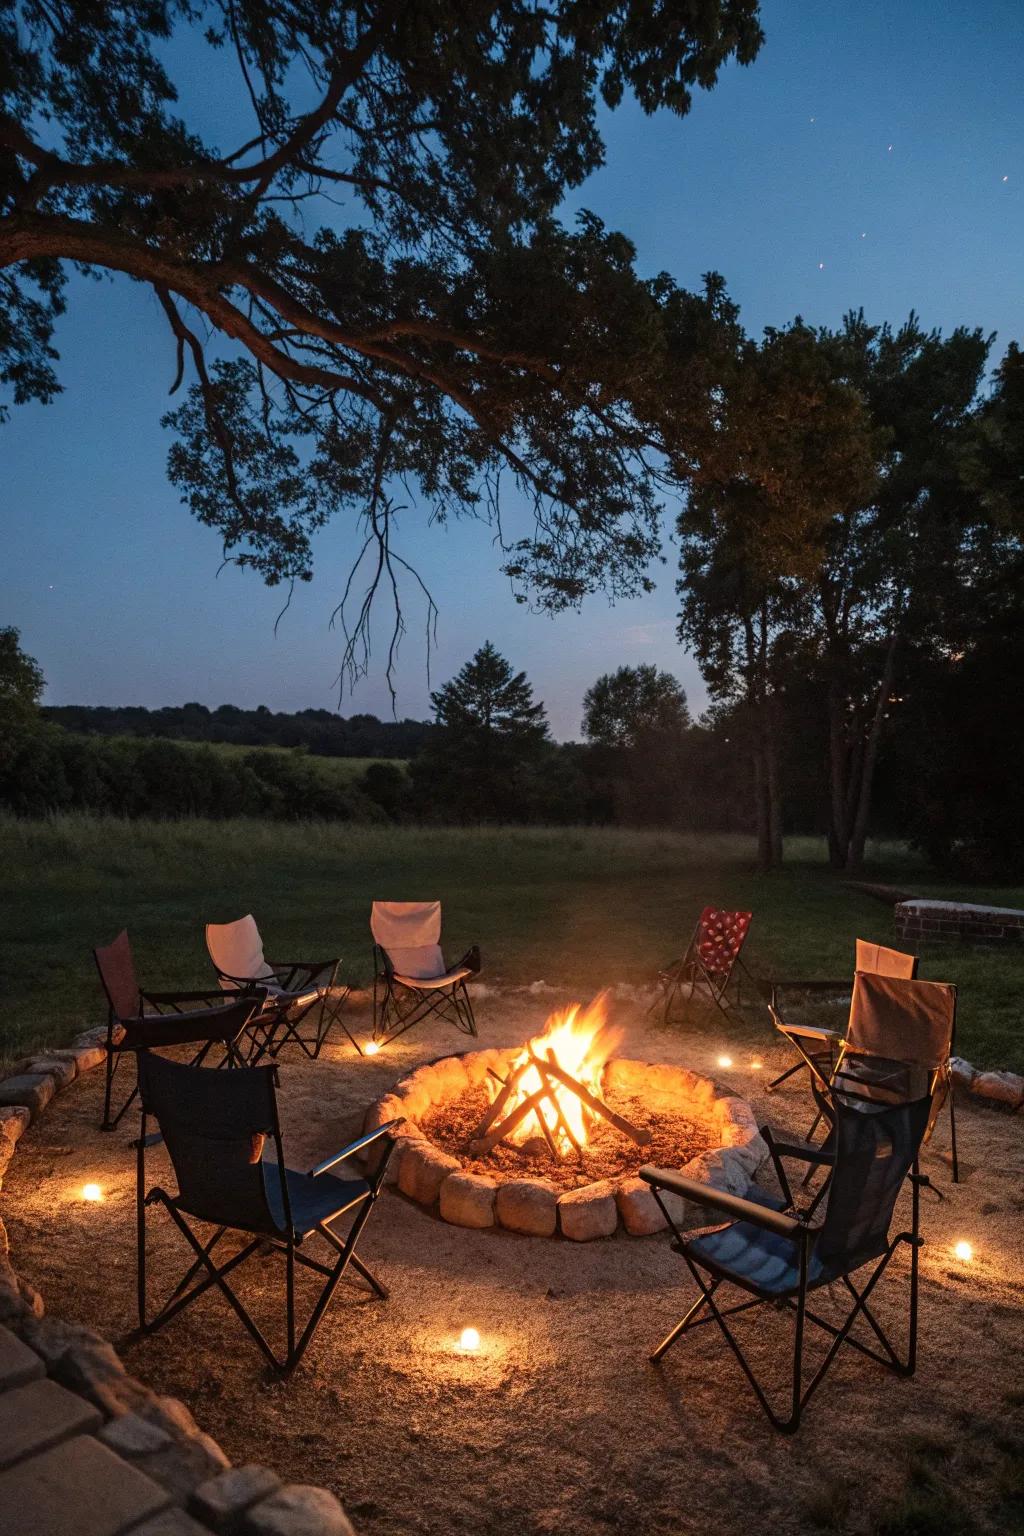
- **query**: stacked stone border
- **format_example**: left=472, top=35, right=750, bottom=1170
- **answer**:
left=0, top=1025, right=357, bottom=1536
left=362, top=1049, right=771, bottom=1240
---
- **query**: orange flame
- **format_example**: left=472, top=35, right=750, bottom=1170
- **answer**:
left=496, top=992, right=620, bottom=1154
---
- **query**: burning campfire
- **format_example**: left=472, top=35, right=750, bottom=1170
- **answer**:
left=471, top=993, right=652, bottom=1159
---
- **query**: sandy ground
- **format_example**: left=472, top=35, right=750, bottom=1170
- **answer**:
left=5, top=988, right=1023, bottom=1536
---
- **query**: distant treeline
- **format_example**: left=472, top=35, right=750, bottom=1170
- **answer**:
left=44, top=703, right=434, bottom=759
left=0, top=730, right=388, bottom=823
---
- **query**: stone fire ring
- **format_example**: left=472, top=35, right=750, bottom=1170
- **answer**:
left=360, top=1048, right=769, bottom=1242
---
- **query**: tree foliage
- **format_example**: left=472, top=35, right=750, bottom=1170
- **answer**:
left=581, top=663, right=689, bottom=749
left=1, top=0, right=762, bottom=689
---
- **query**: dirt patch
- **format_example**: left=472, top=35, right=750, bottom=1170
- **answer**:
left=4, top=988, right=1023, bottom=1536
left=421, top=1080, right=716, bottom=1191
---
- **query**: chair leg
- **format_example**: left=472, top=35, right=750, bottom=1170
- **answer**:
left=649, top=1284, right=716, bottom=1361
left=766, top=1060, right=806, bottom=1093
left=948, top=1091, right=959, bottom=1184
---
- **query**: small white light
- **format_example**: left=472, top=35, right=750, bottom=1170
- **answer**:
left=750, top=1059, right=763, bottom=1071
left=717, top=1055, right=733, bottom=1070
left=458, top=1327, right=481, bottom=1352
left=954, top=1240, right=973, bottom=1262
left=364, top=1042, right=381, bottom=1056
left=82, top=1183, right=103, bottom=1203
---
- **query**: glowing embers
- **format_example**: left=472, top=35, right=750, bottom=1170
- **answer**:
left=471, top=993, right=651, bottom=1159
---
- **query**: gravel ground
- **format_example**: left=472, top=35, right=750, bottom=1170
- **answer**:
left=5, top=987, right=1022, bottom=1536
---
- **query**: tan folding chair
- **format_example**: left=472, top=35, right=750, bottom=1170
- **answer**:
left=371, top=900, right=480, bottom=1047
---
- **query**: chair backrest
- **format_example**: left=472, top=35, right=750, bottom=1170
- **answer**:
left=693, top=907, right=752, bottom=978
left=206, top=915, right=275, bottom=989
left=137, top=1052, right=287, bottom=1236
left=93, top=929, right=142, bottom=1021
left=847, top=972, right=956, bottom=1071
left=371, top=900, right=444, bottom=980
left=855, top=938, right=918, bottom=980
left=816, top=1092, right=932, bottom=1271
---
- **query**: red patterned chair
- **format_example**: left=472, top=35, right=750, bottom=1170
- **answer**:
left=654, top=907, right=754, bottom=1025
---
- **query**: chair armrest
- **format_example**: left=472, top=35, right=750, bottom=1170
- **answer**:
left=772, top=979, right=850, bottom=994
left=639, top=1165, right=804, bottom=1241
left=455, top=945, right=481, bottom=975
left=774, top=1021, right=842, bottom=1045
left=310, top=1120, right=403, bottom=1177
left=267, top=959, right=339, bottom=975
left=142, top=989, right=235, bottom=1007
left=765, top=1135, right=834, bottom=1167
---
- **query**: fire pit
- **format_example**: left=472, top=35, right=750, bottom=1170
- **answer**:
left=361, top=995, right=768, bottom=1241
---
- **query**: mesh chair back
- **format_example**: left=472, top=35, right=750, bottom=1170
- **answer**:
left=137, top=1052, right=286, bottom=1236
left=371, top=901, right=444, bottom=979
left=816, top=1092, right=931, bottom=1271
left=848, top=973, right=955, bottom=1071
left=855, top=938, right=918, bottom=979
left=206, top=915, right=275, bottom=989
left=694, top=908, right=752, bottom=978
left=94, top=930, right=142, bottom=1021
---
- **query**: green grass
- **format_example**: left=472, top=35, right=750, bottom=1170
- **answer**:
left=1, top=816, right=1022, bottom=1069
left=83, top=735, right=404, bottom=786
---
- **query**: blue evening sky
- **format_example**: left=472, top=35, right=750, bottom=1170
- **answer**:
left=3, top=0, right=1022, bottom=738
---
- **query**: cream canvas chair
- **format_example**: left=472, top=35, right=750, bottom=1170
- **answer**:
left=371, top=901, right=479, bottom=1047
left=206, top=914, right=358, bottom=1058
left=767, top=938, right=918, bottom=1095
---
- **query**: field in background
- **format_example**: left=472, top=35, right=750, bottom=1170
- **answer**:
left=101, top=737, right=405, bottom=784
left=1, top=815, right=1022, bottom=1069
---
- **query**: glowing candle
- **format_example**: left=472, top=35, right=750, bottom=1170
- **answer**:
left=364, top=1042, right=381, bottom=1056
left=458, top=1327, right=481, bottom=1352
left=82, top=1183, right=103, bottom=1203
left=954, top=1241, right=973, bottom=1262
left=717, top=1055, right=733, bottom=1069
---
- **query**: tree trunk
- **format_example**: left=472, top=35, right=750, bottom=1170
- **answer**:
left=826, top=675, right=851, bottom=868
left=766, top=704, right=783, bottom=867
left=847, top=631, right=899, bottom=871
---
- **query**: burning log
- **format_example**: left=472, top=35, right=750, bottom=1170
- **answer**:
left=470, top=1087, right=551, bottom=1155
left=533, top=1050, right=652, bottom=1148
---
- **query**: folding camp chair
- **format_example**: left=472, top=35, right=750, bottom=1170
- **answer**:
left=653, top=907, right=754, bottom=1025
left=133, top=1052, right=400, bottom=1375
left=371, top=901, right=480, bottom=1047
left=767, top=938, right=919, bottom=1095
left=640, top=1084, right=936, bottom=1433
left=206, top=914, right=359, bottom=1058
left=807, top=971, right=960, bottom=1185
left=93, top=930, right=264, bottom=1132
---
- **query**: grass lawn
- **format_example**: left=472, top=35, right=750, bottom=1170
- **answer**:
left=2, top=816, right=1022, bottom=1070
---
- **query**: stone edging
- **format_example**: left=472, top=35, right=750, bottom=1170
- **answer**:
left=896, top=898, right=1024, bottom=946
left=0, top=1029, right=357, bottom=1535
left=950, top=1056, right=1024, bottom=1112
left=361, top=1049, right=769, bottom=1240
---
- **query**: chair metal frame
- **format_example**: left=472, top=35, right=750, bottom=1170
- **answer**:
left=372, top=942, right=480, bottom=1046
left=133, top=1053, right=400, bottom=1376
left=654, top=907, right=756, bottom=1026
left=93, top=930, right=263, bottom=1132
left=207, top=919, right=359, bottom=1059
left=641, top=1090, right=933, bottom=1434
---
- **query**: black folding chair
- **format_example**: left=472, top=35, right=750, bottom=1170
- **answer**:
left=371, top=900, right=479, bottom=1047
left=767, top=938, right=918, bottom=1095
left=133, top=1052, right=400, bottom=1375
left=640, top=1087, right=935, bottom=1433
left=206, top=914, right=359, bottom=1058
left=93, top=930, right=263, bottom=1132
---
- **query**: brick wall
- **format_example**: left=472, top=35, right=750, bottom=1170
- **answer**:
left=895, top=899, right=1024, bottom=946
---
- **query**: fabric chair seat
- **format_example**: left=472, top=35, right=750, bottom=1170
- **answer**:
left=392, top=965, right=472, bottom=990
left=127, top=1007, right=248, bottom=1050
left=264, top=1166, right=371, bottom=1238
left=686, top=1220, right=825, bottom=1297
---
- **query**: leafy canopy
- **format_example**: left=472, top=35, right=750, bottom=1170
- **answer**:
left=582, top=663, right=689, bottom=748
left=0, top=1, right=763, bottom=688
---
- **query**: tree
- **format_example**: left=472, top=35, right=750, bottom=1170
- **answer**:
left=0, top=625, right=44, bottom=741
left=808, top=313, right=993, bottom=869
left=1, top=2, right=762, bottom=689
left=582, top=664, right=689, bottom=749
left=672, top=322, right=877, bottom=869
left=411, top=641, right=551, bottom=820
